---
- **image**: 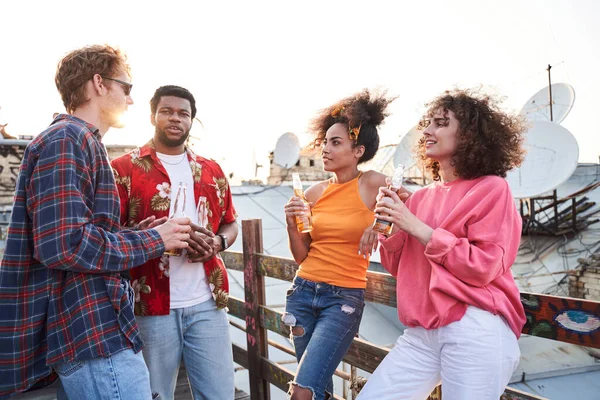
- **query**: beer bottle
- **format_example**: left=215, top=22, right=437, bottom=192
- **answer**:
left=164, top=182, right=187, bottom=256
left=373, top=164, right=405, bottom=235
left=292, top=173, right=313, bottom=233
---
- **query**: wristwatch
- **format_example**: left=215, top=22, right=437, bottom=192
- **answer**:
left=217, top=234, right=228, bottom=251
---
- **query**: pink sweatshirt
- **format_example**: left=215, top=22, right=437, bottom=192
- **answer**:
left=379, top=175, right=526, bottom=338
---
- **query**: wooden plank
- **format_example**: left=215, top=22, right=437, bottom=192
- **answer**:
left=257, top=255, right=399, bottom=308
left=260, top=357, right=293, bottom=392
left=521, top=292, right=600, bottom=349
left=260, top=305, right=290, bottom=337
left=257, top=254, right=297, bottom=281
left=227, top=295, right=246, bottom=320
left=342, top=337, right=390, bottom=374
left=364, top=271, right=397, bottom=308
left=233, top=343, right=249, bottom=370
left=502, top=387, right=547, bottom=400
left=242, top=220, right=270, bottom=400
left=222, top=250, right=244, bottom=271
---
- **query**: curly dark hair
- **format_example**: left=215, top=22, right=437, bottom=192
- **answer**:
left=310, top=89, right=395, bottom=164
left=416, top=88, right=526, bottom=181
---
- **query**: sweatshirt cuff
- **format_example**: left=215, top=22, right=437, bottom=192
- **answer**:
left=379, top=231, right=407, bottom=252
left=424, top=228, right=458, bottom=264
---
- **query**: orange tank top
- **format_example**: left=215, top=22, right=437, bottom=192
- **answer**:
left=297, top=173, right=374, bottom=288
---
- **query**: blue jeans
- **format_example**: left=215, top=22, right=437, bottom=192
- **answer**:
left=282, top=276, right=365, bottom=400
left=54, top=348, right=152, bottom=400
left=136, top=299, right=234, bottom=400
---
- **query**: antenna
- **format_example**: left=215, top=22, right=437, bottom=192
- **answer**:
left=520, top=83, right=575, bottom=124
left=273, top=132, right=301, bottom=169
left=393, top=125, right=421, bottom=170
left=505, top=121, right=579, bottom=199
left=252, top=148, right=263, bottom=177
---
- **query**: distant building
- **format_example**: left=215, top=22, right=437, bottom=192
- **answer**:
left=267, top=147, right=331, bottom=185
left=0, top=140, right=135, bottom=222
left=568, top=253, right=600, bottom=301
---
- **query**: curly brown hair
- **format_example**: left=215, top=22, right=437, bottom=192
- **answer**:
left=55, top=45, right=130, bottom=113
left=310, top=89, right=395, bottom=164
left=417, top=88, right=526, bottom=181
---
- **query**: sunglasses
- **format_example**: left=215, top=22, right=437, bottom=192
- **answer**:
left=101, top=76, right=133, bottom=96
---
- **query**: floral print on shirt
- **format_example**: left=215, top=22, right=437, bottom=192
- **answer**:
left=111, top=140, right=237, bottom=315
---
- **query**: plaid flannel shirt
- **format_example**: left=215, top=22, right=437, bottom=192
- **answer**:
left=0, top=115, right=165, bottom=397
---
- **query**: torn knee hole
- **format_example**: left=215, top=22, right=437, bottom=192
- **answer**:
left=291, top=326, right=305, bottom=336
left=341, top=304, right=356, bottom=314
left=288, top=383, right=315, bottom=400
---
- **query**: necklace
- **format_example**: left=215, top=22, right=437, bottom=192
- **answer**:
left=159, top=153, right=187, bottom=166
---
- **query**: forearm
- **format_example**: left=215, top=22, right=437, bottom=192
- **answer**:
left=217, top=221, right=238, bottom=250
left=37, top=225, right=165, bottom=273
left=287, top=226, right=310, bottom=265
left=406, top=219, right=434, bottom=246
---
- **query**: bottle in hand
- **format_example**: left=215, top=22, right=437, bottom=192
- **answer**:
left=373, top=164, right=405, bottom=235
left=292, top=173, right=313, bottom=233
left=164, top=182, right=187, bottom=256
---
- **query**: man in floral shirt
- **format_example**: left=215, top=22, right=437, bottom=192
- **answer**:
left=111, top=85, right=238, bottom=400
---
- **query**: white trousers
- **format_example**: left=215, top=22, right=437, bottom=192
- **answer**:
left=357, top=306, right=520, bottom=400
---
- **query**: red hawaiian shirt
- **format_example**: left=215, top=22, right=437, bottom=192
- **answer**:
left=111, top=140, right=237, bottom=315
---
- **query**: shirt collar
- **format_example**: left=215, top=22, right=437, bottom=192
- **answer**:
left=53, top=114, right=102, bottom=141
left=139, top=139, right=201, bottom=161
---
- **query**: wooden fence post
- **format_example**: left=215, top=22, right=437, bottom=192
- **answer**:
left=243, top=219, right=270, bottom=400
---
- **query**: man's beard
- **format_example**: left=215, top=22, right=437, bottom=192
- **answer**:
left=155, top=127, right=190, bottom=147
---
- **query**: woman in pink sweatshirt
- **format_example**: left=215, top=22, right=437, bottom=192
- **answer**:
left=358, top=89, right=527, bottom=400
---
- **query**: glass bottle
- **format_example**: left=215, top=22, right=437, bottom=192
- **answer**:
left=292, top=173, right=313, bottom=233
left=373, top=164, right=405, bottom=235
left=196, top=196, right=208, bottom=229
left=164, top=182, right=187, bottom=256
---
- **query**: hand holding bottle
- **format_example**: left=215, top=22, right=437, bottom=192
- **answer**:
left=374, top=187, right=421, bottom=237
left=285, top=173, right=313, bottom=233
left=155, top=217, right=192, bottom=252
left=373, top=164, right=405, bottom=235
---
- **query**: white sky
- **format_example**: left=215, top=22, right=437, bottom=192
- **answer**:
left=1, top=0, right=598, bottom=183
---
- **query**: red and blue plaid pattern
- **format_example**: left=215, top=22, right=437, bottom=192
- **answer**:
left=0, top=115, right=165, bottom=397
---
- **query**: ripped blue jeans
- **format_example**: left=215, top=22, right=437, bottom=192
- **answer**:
left=282, top=276, right=365, bottom=400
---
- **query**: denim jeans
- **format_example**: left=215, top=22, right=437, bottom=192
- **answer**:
left=282, top=276, right=365, bottom=400
left=136, top=298, right=234, bottom=400
left=54, top=348, right=152, bottom=400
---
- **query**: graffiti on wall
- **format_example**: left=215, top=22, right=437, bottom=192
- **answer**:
left=0, top=143, right=25, bottom=206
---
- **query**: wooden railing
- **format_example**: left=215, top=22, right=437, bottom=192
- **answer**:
left=224, top=219, right=600, bottom=400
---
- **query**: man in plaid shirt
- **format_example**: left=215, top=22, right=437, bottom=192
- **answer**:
left=0, top=45, right=192, bottom=399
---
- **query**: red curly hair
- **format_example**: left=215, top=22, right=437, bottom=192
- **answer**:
left=417, top=88, right=526, bottom=181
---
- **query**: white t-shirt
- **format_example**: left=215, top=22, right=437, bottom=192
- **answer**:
left=157, top=152, right=212, bottom=309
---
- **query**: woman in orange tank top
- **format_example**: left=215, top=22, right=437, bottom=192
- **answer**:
left=281, top=90, right=408, bottom=400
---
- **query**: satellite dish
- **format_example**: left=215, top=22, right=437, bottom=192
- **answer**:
left=520, top=83, right=575, bottom=124
left=359, top=144, right=396, bottom=175
left=393, top=125, right=421, bottom=169
left=506, top=121, right=578, bottom=199
left=273, top=132, right=300, bottom=168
